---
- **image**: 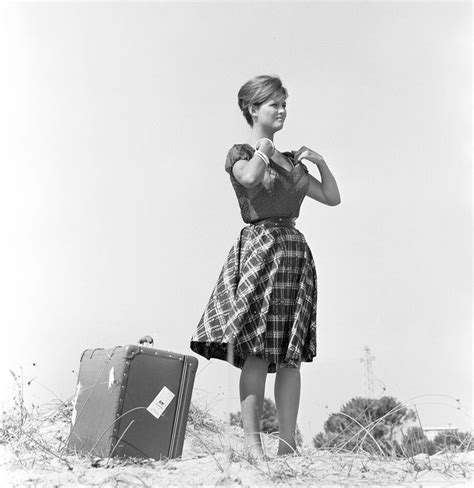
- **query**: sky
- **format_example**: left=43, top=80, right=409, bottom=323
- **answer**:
left=0, top=1, right=471, bottom=444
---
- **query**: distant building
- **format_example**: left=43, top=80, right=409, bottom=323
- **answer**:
left=423, top=426, right=457, bottom=441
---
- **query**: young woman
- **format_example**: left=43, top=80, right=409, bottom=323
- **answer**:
left=190, top=75, right=341, bottom=459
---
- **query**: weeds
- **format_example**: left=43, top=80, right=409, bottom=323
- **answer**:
left=0, top=368, right=473, bottom=486
left=187, top=401, right=223, bottom=434
left=1, top=369, right=29, bottom=443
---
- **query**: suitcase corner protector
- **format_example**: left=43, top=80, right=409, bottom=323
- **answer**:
left=123, top=344, right=141, bottom=359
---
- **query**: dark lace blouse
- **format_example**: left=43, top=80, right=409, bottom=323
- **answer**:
left=225, top=144, right=310, bottom=224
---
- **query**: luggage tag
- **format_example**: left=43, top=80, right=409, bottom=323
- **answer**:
left=147, top=386, right=175, bottom=420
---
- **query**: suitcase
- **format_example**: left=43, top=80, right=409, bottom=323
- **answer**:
left=68, top=337, right=198, bottom=460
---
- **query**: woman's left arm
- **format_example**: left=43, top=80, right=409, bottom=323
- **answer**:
left=295, top=146, right=341, bottom=206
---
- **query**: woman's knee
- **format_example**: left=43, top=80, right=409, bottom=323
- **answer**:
left=243, top=354, right=269, bottom=371
left=276, top=361, right=301, bottom=372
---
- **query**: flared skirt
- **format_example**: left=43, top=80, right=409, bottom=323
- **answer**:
left=190, top=223, right=317, bottom=373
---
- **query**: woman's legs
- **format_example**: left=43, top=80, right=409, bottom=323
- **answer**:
left=239, top=355, right=269, bottom=457
left=274, top=364, right=301, bottom=455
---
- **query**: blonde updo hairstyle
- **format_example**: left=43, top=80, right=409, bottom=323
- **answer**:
left=238, top=75, right=288, bottom=126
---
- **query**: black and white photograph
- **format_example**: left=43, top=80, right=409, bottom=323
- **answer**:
left=0, top=1, right=472, bottom=486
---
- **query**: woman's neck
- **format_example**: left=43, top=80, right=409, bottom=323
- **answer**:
left=248, top=126, right=276, bottom=146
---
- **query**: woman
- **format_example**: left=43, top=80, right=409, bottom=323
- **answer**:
left=190, top=75, right=341, bottom=458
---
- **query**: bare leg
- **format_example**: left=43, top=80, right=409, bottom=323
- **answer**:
left=274, top=364, right=301, bottom=455
left=239, top=355, right=269, bottom=458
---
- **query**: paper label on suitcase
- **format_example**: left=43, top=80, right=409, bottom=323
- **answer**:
left=147, top=387, right=175, bottom=420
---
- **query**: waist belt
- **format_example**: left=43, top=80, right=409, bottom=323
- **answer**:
left=251, top=217, right=296, bottom=228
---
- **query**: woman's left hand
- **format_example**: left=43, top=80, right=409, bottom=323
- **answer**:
left=296, top=145, right=341, bottom=206
left=294, top=146, right=325, bottom=166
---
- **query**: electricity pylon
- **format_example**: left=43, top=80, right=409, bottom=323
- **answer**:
left=360, top=346, right=376, bottom=398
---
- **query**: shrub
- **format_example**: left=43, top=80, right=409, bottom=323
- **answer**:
left=312, top=396, right=415, bottom=455
left=433, top=430, right=473, bottom=452
left=400, top=426, right=436, bottom=456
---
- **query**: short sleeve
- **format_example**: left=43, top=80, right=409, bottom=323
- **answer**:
left=225, top=144, right=253, bottom=175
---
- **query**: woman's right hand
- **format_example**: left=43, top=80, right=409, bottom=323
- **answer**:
left=255, top=138, right=274, bottom=158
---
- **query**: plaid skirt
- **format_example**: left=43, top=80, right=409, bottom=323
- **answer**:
left=190, top=222, right=317, bottom=373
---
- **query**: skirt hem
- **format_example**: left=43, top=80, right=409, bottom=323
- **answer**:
left=190, top=340, right=315, bottom=374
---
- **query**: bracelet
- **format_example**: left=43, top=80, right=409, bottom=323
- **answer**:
left=254, top=149, right=270, bottom=167
left=255, top=137, right=274, bottom=152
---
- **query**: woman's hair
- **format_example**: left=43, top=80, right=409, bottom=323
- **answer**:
left=237, top=75, right=288, bottom=126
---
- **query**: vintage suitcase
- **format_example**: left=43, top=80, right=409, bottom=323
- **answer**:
left=68, top=337, right=198, bottom=459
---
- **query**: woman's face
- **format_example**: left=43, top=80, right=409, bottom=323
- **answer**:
left=253, top=97, right=287, bottom=132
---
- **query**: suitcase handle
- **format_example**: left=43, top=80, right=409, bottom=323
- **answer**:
left=138, top=335, right=154, bottom=347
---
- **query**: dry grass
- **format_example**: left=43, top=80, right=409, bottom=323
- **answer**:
left=1, top=370, right=473, bottom=487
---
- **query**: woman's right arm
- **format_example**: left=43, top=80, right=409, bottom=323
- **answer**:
left=232, top=156, right=266, bottom=188
left=231, top=140, right=273, bottom=188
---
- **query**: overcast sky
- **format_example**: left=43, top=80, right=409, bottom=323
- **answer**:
left=0, top=1, right=471, bottom=442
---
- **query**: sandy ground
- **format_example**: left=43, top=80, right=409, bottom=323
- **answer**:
left=1, top=407, right=473, bottom=487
